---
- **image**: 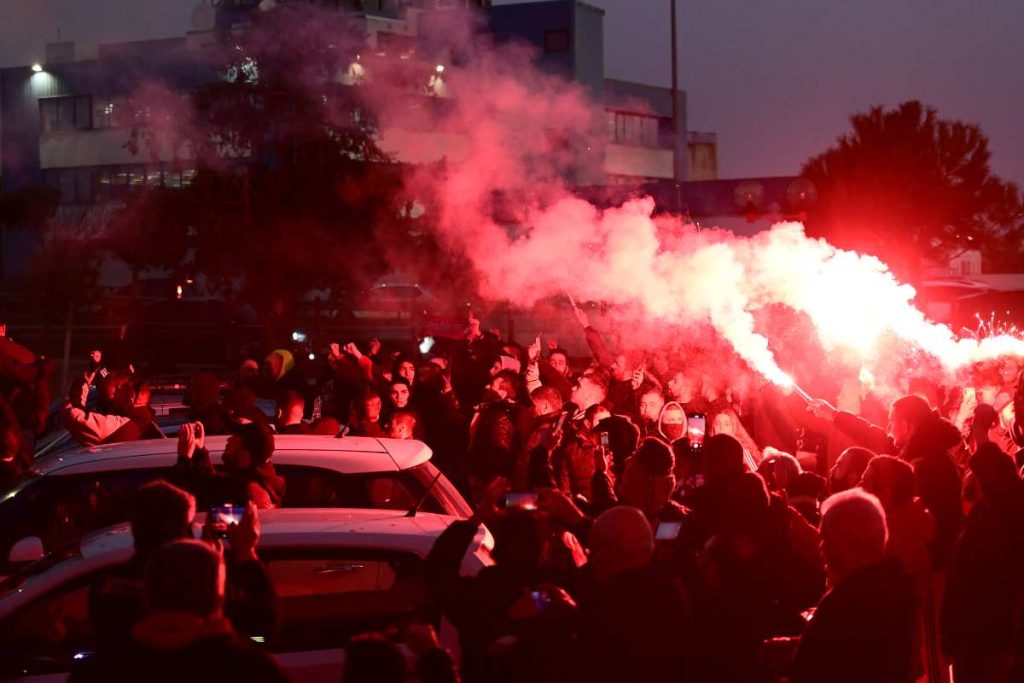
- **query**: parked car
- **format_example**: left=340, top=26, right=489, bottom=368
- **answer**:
left=3, top=435, right=472, bottom=574
left=0, top=508, right=492, bottom=682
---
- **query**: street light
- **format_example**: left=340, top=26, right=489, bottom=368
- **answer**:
left=31, top=63, right=44, bottom=73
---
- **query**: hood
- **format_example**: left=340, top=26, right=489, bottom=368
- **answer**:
left=657, top=401, right=687, bottom=442
left=132, top=611, right=234, bottom=652
left=903, top=412, right=962, bottom=461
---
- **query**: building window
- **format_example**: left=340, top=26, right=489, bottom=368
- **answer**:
left=43, top=163, right=196, bottom=205
left=39, top=95, right=93, bottom=132
left=606, top=111, right=660, bottom=148
left=543, top=29, right=570, bottom=53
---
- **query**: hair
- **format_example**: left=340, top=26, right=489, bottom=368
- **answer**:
left=638, top=381, right=665, bottom=400
left=145, top=539, right=223, bottom=617
left=861, top=455, right=916, bottom=511
left=891, top=394, right=932, bottom=429
left=530, top=385, right=562, bottom=411
left=579, top=370, right=609, bottom=397
left=590, top=506, right=654, bottom=577
left=344, top=635, right=406, bottom=683
left=548, top=347, right=569, bottom=361
left=277, top=389, right=305, bottom=414
left=390, top=410, right=418, bottom=433
left=702, top=433, right=745, bottom=483
left=389, top=376, right=411, bottom=390
left=232, top=420, right=276, bottom=466
left=131, top=480, right=195, bottom=560
left=757, top=451, right=802, bottom=492
left=820, top=488, right=888, bottom=560
left=491, top=369, right=520, bottom=401
left=631, top=437, right=675, bottom=477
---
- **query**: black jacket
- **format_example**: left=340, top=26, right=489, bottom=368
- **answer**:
left=834, top=410, right=962, bottom=568
left=70, top=613, right=287, bottom=683
left=173, top=447, right=285, bottom=510
left=791, top=559, right=918, bottom=683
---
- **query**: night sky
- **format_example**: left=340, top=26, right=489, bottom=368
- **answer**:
left=2, top=0, right=1021, bottom=186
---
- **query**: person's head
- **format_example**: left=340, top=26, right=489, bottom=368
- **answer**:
left=275, top=389, right=305, bottom=427
left=530, top=386, right=563, bottom=418
left=968, top=443, right=1021, bottom=512
left=658, top=403, right=686, bottom=442
left=619, top=438, right=676, bottom=519
left=757, top=450, right=802, bottom=493
left=387, top=411, right=417, bottom=440
left=388, top=377, right=411, bottom=409
left=238, top=358, right=260, bottom=382
left=489, top=369, right=520, bottom=401
left=263, top=349, right=295, bottom=382
left=637, top=385, right=666, bottom=425
left=590, top=506, right=654, bottom=583
left=710, top=409, right=738, bottom=437
left=860, top=455, right=915, bottom=514
left=131, top=480, right=196, bottom=560
left=609, top=354, right=632, bottom=383
left=968, top=403, right=999, bottom=451
left=144, top=540, right=224, bottom=618
left=819, top=488, right=888, bottom=582
left=1000, top=358, right=1020, bottom=385
left=701, top=433, right=745, bottom=484
left=344, top=635, right=406, bottom=683
left=394, top=358, right=416, bottom=384
left=829, top=446, right=876, bottom=493
left=570, top=373, right=607, bottom=411
left=357, top=389, right=383, bottom=424
left=187, top=372, right=222, bottom=411
left=548, top=349, right=570, bottom=377
left=888, top=394, right=932, bottom=449
left=585, top=401, right=613, bottom=430
left=667, top=372, right=698, bottom=403
left=223, top=420, right=275, bottom=471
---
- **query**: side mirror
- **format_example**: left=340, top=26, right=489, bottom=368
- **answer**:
left=8, top=536, right=44, bottom=564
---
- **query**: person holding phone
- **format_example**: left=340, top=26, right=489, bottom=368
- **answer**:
left=174, top=417, right=285, bottom=510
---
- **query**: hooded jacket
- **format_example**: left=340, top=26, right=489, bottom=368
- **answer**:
left=656, top=401, right=687, bottom=443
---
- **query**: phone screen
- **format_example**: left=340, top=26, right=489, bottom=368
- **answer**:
left=687, top=412, right=706, bottom=447
left=655, top=521, right=682, bottom=541
left=501, top=493, right=539, bottom=511
left=209, top=505, right=245, bottom=538
left=599, top=432, right=610, bottom=448
left=531, top=590, right=552, bottom=611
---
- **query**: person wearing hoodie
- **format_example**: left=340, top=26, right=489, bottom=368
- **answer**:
left=941, top=444, right=1024, bottom=682
left=174, top=418, right=285, bottom=510
left=656, top=401, right=687, bottom=443
left=810, top=394, right=963, bottom=570
left=791, top=489, right=918, bottom=683
left=72, top=539, right=286, bottom=683
left=861, top=455, right=937, bottom=683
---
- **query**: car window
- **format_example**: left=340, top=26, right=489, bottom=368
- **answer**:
left=264, top=548, right=435, bottom=653
left=0, top=469, right=173, bottom=569
left=278, top=465, right=446, bottom=514
left=0, top=572, right=98, bottom=677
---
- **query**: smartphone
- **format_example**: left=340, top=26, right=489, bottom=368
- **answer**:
left=531, top=589, right=552, bottom=612
left=209, top=504, right=245, bottom=538
left=553, top=410, right=568, bottom=435
left=500, top=492, right=539, bottom=511
left=599, top=432, right=610, bottom=448
left=655, top=520, right=682, bottom=541
left=687, top=412, right=706, bottom=448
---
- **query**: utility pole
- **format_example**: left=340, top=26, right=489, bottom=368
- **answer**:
left=670, top=0, right=686, bottom=200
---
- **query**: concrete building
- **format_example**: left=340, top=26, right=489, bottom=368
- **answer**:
left=0, top=0, right=716, bottom=280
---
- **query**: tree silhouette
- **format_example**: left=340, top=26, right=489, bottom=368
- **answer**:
left=802, top=101, right=1023, bottom=281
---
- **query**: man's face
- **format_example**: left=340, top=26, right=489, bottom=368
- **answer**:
left=398, top=362, right=415, bottom=383
left=549, top=352, right=569, bottom=377
left=570, top=378, right=590, bottom=407
left=668, top=373, right=695, bottom=402
left=712, top=412, right=734, bottom=436
left=264, top=354, right=284, bottom=380
left=365, top=397, right=382, bottom=423
left=389, top=383, right=410, bottom=408
left=388, top=421, right=411, bottom=440
left=223, top=435, right=251, bottom=471
left=661, top=405, right=685, bottom=441
left=638, top=391, right=665, bottom=423
left=1000, top=360, right=1018, bottom=384
left=489, top=377, right=508, bottom=400
left=610, top=355, right=630, bottom=382
left=888, top=407, right=911, bottom=449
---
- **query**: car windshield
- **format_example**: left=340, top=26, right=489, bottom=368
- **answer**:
left=0, top=538, right=82, bottom=595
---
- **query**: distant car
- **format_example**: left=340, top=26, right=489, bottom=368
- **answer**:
left=3, top=435, right=472, bottom=574
left=351, top=282, right=435, bottom=323
left=0, top=508, right=492, bottom=682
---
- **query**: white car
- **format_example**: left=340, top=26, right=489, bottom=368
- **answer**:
left=1, top=435, right=472, bottom=572
left=0, top=508, right=492, bottom=682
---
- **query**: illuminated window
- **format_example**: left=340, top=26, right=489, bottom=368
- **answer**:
left=606, top=111, right=660, bottom=147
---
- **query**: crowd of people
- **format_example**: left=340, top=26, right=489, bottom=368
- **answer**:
left=2, top=303, right=1024, bottom=682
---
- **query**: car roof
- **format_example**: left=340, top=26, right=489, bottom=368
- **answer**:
left=32, top=435, right=433, bottom=477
